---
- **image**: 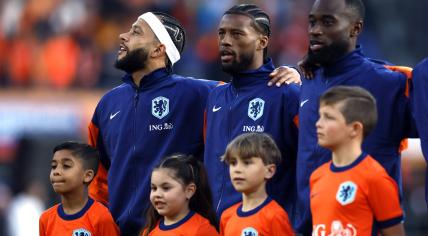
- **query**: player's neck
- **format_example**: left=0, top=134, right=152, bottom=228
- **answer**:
left=163, top=205, right=190, bottom=226
left=331, top=141, right=362, bottom=167
left=60, top=187, right=89, bottom=215
left=132, top=60, right=166, bottom=87
left=241, top=184, right=268, bottom=212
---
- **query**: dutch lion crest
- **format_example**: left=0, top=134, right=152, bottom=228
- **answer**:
left=152, top=96, right=169, bottom=119
left=248, top=98, right=265, bottom=121
left=336, top=181, right=358, bottom=205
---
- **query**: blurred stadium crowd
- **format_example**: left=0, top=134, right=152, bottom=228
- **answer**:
left=0, top=0, right=427, bottom=235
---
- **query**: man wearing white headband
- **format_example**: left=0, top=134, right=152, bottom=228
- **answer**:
left=88, top=11, right=301, bottom=235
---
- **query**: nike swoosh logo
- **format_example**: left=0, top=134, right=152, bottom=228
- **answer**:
left=300, top=99, right=309, bottom=107
left=110, top=111, right=120, bottom=120
left=212, top=106, right=222, bottom=112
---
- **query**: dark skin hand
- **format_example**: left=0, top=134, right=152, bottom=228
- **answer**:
left=268, top=66, right=302, bottom=86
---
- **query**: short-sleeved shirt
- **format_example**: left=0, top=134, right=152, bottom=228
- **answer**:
left=39, top=198, right=120, bottom=236
left=144, top=211, right=218, bottom=236
left=220, top=197, right=294, bottom=236
left=310, top=153, right=403, bottom=236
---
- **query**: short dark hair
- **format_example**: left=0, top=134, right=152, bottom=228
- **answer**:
left=53, top=141, right=99, bottom=177
left=222, top=133, right=281, bottom=166
left=319, top=86, right=377, bottom=138
left=153, top=12, right=186, bottom=69
left=224, top=4, right=271, bottom=58
left=345, top=0, right=365, bottom=20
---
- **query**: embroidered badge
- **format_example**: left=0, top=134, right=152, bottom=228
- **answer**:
left=248, top=98, right=265, bottom=121
left=152, top=96, right=169, bottom=119
left=336, top=181, right=357, bottom=205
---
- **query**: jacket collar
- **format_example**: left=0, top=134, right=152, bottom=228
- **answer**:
left=122, top=68, right=170, bottom=90
left=230, top=58, right=275, bottom=88
left=322, top=45, right=365, bottom=77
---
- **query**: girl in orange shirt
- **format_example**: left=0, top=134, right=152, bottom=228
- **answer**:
left=141, top=154, right=218, bottom=236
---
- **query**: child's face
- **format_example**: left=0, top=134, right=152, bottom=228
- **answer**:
left=50, top=150, right=91, bottom=195
left=228, top=154, right=275, bottom=195
left=150, top=169, right=194, bottom=220
left=316, top=103, right=353, bottom=149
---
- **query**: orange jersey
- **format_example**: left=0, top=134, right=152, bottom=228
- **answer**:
left=39, top=198, right=119, bottom=236
left=143, top=211, right=218, bottom=236
left=310, top=153, right=403, bottom=236
left=220, top=198, right=294, bottom=236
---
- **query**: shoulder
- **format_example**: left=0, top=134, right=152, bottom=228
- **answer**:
left=310, top=162, right=330, bottom=182
left=364, top=59, right=408, bottom=83
left=260, top=200, right=288, bottom=219
left=220, top=202, right=239, bottom=221
left=88, top=201, right=113, bottom=218
left=171, top=74, right=218, bottom=89
left=192, top=213, right=218, bottom=235
left=414, top=58, right=428, bottom=75
left=360, top=155, right=392, bottom=180
left=97, top=83, right=131, bottom=104
left=40, top=204, right=60, bottom=221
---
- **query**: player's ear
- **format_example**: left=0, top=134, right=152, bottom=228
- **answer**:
left=83, top=169, right=95, bottom=184
left=264, top=164, right=276, bottom=180
left=350, top=20, right=363, bottom=38
left=350, top=121, right=363, bottom=138
left=152, top=43, right=166, bottom=58
left=185, top=183, right=196, bottom=200
left=257, top=35, right=269, bottom=50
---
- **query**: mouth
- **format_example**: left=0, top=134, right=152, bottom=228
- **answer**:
left=51, top=181, right=65, bottom=186
left=232, top=177, right=245, bottom=183
left=310, top=40, right=325, bottom=51
left=118, top=44, right=128, bottom=56
left=154, top=201, right=166, bottom=209
left=220, top=49, right=235, bottom=62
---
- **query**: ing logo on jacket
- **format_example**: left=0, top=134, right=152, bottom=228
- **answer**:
left=248, top=98, right=265, bottom=121
left=152, top=96, right=169, bottom=119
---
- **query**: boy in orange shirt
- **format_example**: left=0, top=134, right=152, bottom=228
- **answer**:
left=39, top=141, right=119, bottom=236
left=311, top=86, right=404, bottom=236
left=220, top=133, right=294, bottom=236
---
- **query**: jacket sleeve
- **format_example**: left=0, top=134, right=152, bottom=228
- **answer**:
left=283, top=84, right=300, bottom=157
left=88, top=115, right=109, bottom=205
left=411, top=59, right=428, bottom=157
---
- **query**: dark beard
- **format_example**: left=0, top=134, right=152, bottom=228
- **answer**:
left=115, top=48, right=149, bottom=73
left=307, top=40, right=350, bottom=66
left=221, top=51, right=254, bottom=74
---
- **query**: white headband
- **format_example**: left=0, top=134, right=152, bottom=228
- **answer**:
left=138, top=12, right=181, bottom=66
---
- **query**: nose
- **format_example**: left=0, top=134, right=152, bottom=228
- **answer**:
left=309, top=22, right=322, bottom=37
left=220, top=33, right=232, bottom=47
left=119, top=32, right=128, bottom=42
left=315, top=118, right=322, bottom=129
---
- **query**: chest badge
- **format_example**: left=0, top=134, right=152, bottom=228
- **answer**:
left=241, top=227, right=258, bottom=236
left=336, top=181, right=358, bottom=205
left=152, top=96, right=169, bottom=119
left=248, top=98, right=265, bottom=121
left=72, top=228, right=92, bottom=236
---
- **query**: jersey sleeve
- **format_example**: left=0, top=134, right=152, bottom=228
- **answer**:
left=368, top=172, right=403, bottom=229
left=271, top=210, right=295, bottom=236
left=88, top=107, right=109, bottom=205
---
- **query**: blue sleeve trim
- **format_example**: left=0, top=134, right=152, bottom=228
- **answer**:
left=377, top=215, right=404, bottom=229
